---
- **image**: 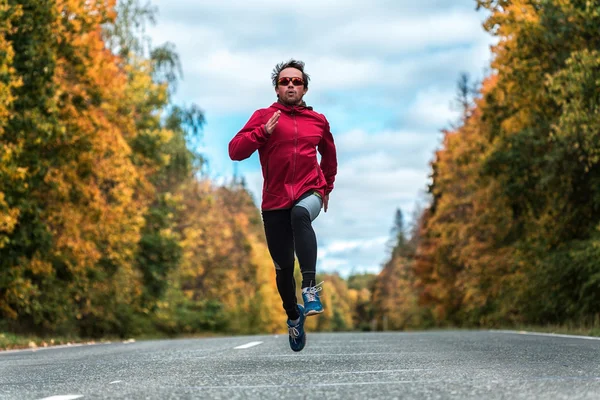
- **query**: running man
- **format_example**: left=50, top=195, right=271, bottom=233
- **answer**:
left=228, top=59, right=338, bottom=351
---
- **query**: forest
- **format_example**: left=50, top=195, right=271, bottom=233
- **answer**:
left=1, top=0, right=599, bottom=340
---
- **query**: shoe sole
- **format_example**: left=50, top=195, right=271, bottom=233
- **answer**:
left=305, top=309, right=324, bottom=316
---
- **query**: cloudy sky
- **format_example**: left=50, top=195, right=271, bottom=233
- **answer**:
left=147, top=0, right=496, bottom=277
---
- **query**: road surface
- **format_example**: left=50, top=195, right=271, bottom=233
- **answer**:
left=1, top=330, right=599, bottom=399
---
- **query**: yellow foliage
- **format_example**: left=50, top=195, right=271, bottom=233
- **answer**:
left=0, top=192, right=19, bottom=234
left=249, top=234, right=283, bottom=333
left=27, top=257, right=53, bottom=276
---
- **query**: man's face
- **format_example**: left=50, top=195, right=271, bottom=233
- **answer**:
left=275, top=67, right=308, bottom=106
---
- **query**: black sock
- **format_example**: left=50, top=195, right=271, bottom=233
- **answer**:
left=301, top=276, right=316, bottom=289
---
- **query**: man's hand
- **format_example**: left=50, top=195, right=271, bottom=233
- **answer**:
left=323, top=194, right=329, bottom=213
left=265, top=111, right=281, bottom=135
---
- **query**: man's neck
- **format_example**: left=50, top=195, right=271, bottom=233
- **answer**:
left=278, top=98, right=306, bottom=107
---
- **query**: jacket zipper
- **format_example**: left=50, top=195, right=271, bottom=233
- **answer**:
left=292, top=111, right=298, bottom=200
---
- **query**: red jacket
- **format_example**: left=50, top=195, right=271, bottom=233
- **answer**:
left=229, top=101, right=338, bottom=210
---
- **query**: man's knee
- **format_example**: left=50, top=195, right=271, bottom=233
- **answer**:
left=275, top=263, right=295, bottom=277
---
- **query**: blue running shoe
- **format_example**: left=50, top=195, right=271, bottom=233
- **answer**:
left=302, top=281, right=324, bottom=316
left=287, top=304, right=306, bottom=352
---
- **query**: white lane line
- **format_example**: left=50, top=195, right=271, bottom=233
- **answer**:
left=315, top=340, right=382, bottom=343
left=311, top=344, right=385, bottom=347
left=200, top=351, right=393, bottom=359
left=38, top=396, right=83, bottom=400
left=495, top=330, right=600, bottom=341
left=233, top=352, right=391, bottom=357
left=176, top=380, right=446, bottom=390
left=109, top=380, right=122, bottom=384
left=234, top=341, right=263, bottom=349
left=221, top=368, right=431, bottom=377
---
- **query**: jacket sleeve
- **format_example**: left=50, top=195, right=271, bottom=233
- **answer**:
left=318, top=118, right=338, bottom=195
left=229, top=110, right=269, bottom=161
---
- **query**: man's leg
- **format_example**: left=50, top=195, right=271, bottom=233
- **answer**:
left=262, top=209, right=300, bottom=321
left=291, top=192, right=324, bottom=316
left=291, top=192, right=322, bottom=288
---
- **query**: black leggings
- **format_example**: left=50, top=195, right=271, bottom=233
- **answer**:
left=262, top=192, right=320, bottom=320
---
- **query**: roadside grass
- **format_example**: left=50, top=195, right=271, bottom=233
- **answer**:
left=0, top=331, right=227, bottom=351
left=0, top=332, right=116, bottom=351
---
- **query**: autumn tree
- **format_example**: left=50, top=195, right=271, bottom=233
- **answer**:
left=409, top=0, right=600, bottom=329
left=0, top=0, right=207, bottom=337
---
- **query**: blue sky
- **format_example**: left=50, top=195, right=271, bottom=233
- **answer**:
left=147, top=0, right=496, bottom=277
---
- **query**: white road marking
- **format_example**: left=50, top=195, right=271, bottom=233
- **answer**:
left=109, top=380, right=122, bottom=384
left=177, top=380, right=446, bottom=389
left=221, top=368, right=431, bottom=377
left=234, top=341, right=263, bottom=349
left=310, top=343, right=392, bottom=348
left=316, top=340, right=382, bottom=343
left=38, top=396, right=83, bottom=400
left=233, top=352, right=392, bottom=357
left=495, top=330, right=600, bottom=341
left=199, top=351, right=394, bottom=359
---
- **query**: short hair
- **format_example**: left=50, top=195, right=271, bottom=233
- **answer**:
left=271, top=59, right=310, bottom=89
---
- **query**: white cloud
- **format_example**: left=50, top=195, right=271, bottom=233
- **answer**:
left=405, top=87, right=462, bottom=129
left=320, top=10, right=485, bottom=56
left=336, top=129, right=432, bottom=155
left=153, top=0, right=478, bottom=27
left=147, top=0, right=495, bottom=115
left=320, top=237, right=388, bottom=257
left=318, top=237, right=390, bottom=277
left=154, top=45, right=492, bottom=115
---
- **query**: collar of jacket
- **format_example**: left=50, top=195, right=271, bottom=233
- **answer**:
left=273, top=99, right=313, bottom=113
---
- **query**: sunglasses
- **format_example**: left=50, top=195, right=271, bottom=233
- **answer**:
left=277, top=77, right=305, bottom=86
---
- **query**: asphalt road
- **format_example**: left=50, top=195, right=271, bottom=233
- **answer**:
left=1, top=330, right=600, bottom=399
